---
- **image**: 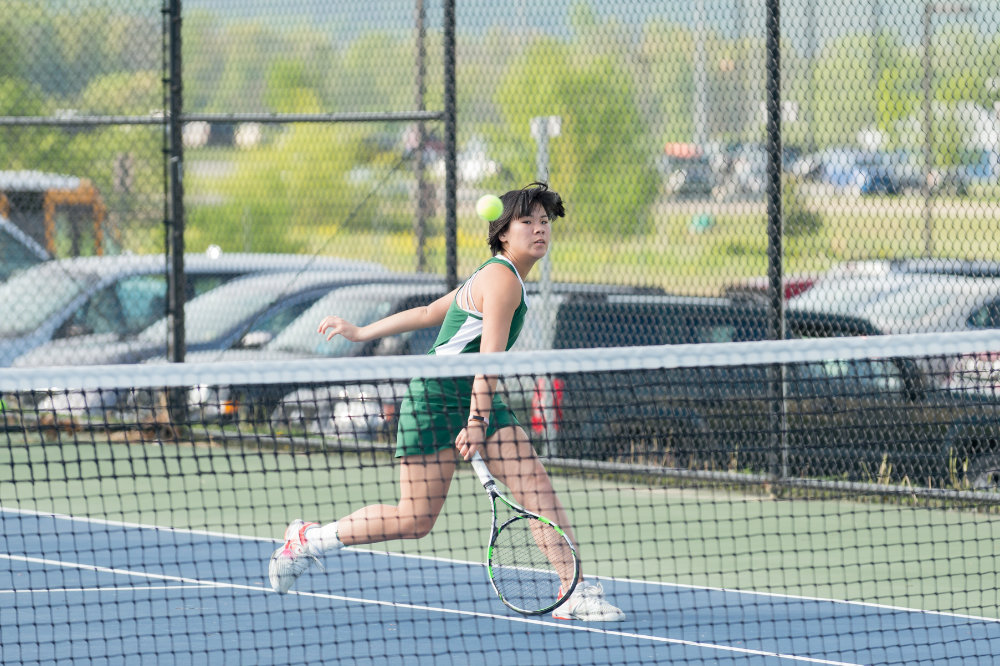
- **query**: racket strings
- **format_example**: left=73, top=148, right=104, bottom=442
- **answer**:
left=491, top=516, right=573, bottom=612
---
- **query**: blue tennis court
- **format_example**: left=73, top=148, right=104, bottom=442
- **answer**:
left=3, top=507, right=998, bottom=665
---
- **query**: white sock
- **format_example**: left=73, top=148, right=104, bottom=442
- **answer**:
left=304, top=521, right=343, bottom=556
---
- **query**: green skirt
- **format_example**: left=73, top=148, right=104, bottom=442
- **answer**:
left=395, top=376, right=520, bottom=457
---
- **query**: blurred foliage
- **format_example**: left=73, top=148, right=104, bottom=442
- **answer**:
left=783, top=177, right=823, bottom=237
left=2, top=2, right=1000, bottom=256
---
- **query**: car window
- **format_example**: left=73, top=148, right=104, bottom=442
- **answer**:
left=967, top=300, right=1000, bottom=329
left=553, top=300, right=766, bottom=349
left=58, top=281, right=127, bottom=337
left=405, top=326, right=441, bottom=354
left=685, top=308, right=767, bottom=343
left=141, top=276, right=310, bottom=344
left=553, top=300, right=644, bottom=348
left=116, top=274, right=168, bottom=334
left=268, top=289, right=397, bottom=357
left=247, top=298, right=320, bottom=337
left=0, top=265, right=91, bottom=336
left=0, top=231, right=46, bottom=281
left=789, top=358, right=904, bottom=396
left=190, top=275, right=232, bottom=298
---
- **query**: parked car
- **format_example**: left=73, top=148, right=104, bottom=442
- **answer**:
left=217, top=281, right=668, bottom=432
left=788, top=272, right=1000, bottom=336
left=784, top=271, right=919, bottom=318
left=503, top=293, right=1000, bottom=490
left=658, top=143, right=715, bottom=199
left=854, top=152, right=899, bottom=195
left=889, top=257, right=1000, bottom=280
left=0, top=252, right=384, bottom=366
left=0, top=213, right=50, bottom=282
left=181, top=281, right=450, bottom=425
left=9, top=269, right=400, bottom=367
left=816, top=148, right=901, bottom=195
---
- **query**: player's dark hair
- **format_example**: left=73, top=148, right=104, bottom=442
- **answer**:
left=488, top=181, right=565, bottom=256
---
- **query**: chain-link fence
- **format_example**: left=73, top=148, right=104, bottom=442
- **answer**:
left=2, top=0, right=999, bottom=365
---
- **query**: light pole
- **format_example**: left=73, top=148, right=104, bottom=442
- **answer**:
left=414, top=0, right=428, bottom=272
left=531, top=115, right=561, bottom=456
left=921, top=2, right=973, bottom=257
left=693, top=0, right=708, bottom=147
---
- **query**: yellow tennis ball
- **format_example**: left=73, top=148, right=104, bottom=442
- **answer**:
left=476, top=194, right=503, bottom=222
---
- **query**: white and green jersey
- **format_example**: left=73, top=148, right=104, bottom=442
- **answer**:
left=428, top=255, right=528, bottom=356
left=395, top=255, right=527, bottom=457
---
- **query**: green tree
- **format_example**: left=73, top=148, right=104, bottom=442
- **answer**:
left=638, top=21, right=697, bottom=144
left=492, top=37, right=658, bottom=235
left=811, top=34, right=881, bottom=148
left=0, top=77, right=65, bottom=172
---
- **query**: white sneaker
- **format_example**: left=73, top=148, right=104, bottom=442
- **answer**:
left=268, top=519, right=323, bottom=593
left=551, top=581, right=625, bottom=621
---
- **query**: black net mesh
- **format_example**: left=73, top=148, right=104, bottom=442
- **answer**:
left=3, top=335, right=1000, bottom=663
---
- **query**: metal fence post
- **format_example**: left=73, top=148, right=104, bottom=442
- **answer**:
left=765, top=0, right=788, bottom=481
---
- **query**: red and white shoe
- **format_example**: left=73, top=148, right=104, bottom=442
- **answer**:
left=551, top=581, right=625, bottom=621
left=268, top=519, right=322, bottom=593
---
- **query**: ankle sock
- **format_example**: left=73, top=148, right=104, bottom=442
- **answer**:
left=304, top=521, right=343, bottom=556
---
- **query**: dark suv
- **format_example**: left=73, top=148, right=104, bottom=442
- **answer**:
left=509, top=294, right=1000, bottom=490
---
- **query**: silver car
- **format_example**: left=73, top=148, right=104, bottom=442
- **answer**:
left=0, top=252, right=384, bottom=366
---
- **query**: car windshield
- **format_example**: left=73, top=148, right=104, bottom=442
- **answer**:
left=138, top=278, right=295, bottom=345
left=0, top=264, right=93, bottom=337
left=267, top=285, right=400, bottom=357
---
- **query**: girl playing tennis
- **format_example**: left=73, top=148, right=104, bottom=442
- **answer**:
left=268, top=182, right=623, bottom=622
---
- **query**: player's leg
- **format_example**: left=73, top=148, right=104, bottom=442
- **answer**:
left=483, top=425, right=624, bottom=621
left=481, top=425, right=576, bottom=545
left=269, top=448, right=456, bottom=593
left=335, top=448, right=456, bottom=544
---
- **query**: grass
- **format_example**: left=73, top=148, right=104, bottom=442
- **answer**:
left=273, top=190, right=1000, bottom=296
left=181, top=147, right=1000, bottom=293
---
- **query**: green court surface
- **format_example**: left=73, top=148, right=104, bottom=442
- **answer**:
left=3, top=435, right=999, bottom=619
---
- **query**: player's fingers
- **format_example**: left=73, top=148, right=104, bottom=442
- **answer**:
left=464, top=441, right=479, bottom=461
left=318, top=316, right=342, bottom=333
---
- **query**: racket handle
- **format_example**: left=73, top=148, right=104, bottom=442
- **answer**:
left=470, top=452, right=496, bottom=489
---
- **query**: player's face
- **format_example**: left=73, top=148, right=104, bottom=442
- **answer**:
left=500, top=202, right=550, bottom=261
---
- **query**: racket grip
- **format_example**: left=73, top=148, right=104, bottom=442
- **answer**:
left=470, top=452, right=496, bottom=488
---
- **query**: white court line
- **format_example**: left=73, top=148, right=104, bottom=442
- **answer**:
left=1, top=585, right=212, bottom=594
left=0, top=553, right=860, bottom=666
left=4, top=505, right=999, bottom=625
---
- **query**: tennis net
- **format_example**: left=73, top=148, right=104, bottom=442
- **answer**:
left=3, top=331, right=1000, bottom=664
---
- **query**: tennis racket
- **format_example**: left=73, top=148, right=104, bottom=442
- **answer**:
left=470, top=451, right=579, bottom=615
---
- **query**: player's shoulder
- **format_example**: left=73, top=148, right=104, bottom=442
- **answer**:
left=479, top=259, right=519, bottom=283
left=476, top=262, right=521, bottom=305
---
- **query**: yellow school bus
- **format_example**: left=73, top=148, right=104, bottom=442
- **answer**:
left=0, top=171, right=107, bottom=258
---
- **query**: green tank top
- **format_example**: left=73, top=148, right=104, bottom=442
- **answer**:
left=427, top=255, right=527, bottom=356
left=395, top=255, right=527, bottom=456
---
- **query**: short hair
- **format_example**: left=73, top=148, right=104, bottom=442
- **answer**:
left=488, top=182, right=566, bottom=256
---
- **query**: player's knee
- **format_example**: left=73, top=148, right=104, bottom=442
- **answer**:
left=411, top=515, right=437, bottom=539
left=403, top=512, right=438, bottom=539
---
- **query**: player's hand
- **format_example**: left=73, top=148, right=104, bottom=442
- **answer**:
left=317, top=316, right=362, bottom=342
left=455, top=423, right=485, bottom=461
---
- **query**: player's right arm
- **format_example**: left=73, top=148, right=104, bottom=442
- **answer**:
left=317, top=287, right=458, bottom=342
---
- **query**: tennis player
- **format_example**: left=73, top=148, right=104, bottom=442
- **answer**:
left=268, top=182, right=623, bottom=621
